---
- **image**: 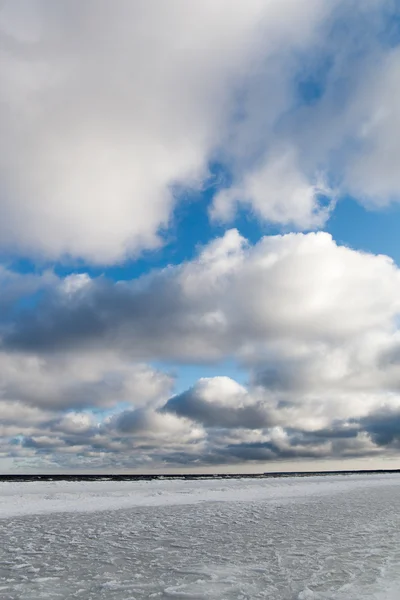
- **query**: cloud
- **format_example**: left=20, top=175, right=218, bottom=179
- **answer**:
left=3, top=228, right=400, bottom=465
left=0, top=1, right=399, bottom=269
left=164, top=377, right=272, bottom=429
left=0, top=266, right=56, bottom=321
left=344, top=45, right=400, bottom=206
left=5, top=229, right=400, bottom=364
left=211, top=147, right=336, bottom=229
left=1, top=367, right=397, bottom=470
left=110, top=407, right=203, bottom=443
left=3, top=1, right=400, bottom=470
left=211, top=1, right=400, bottom=227
left=0, top=0, right=334, bottom=263
left=1, top=228, right=399, bottom=468
left=359, top=408, right=400, bottom=448
left=0, top=350, right=173, bottom=410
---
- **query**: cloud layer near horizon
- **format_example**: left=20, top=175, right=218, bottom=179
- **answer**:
left=2, top=230, right=400, bottom=469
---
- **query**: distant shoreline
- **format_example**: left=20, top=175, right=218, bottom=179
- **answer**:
left=1, top=469, right=400, bottom=482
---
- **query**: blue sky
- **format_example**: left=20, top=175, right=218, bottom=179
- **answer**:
left=2, top=0, right=400, bottom=472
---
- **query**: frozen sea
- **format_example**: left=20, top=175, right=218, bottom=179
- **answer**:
left=1, top=475, right=400, bottom=599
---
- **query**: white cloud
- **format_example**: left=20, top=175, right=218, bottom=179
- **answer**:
left=211, top=148, right=336, bottom=229
left=0, top=1, right=399, bottom=265
left=0, top=0, right=333, bottom=263
left=5, top=228, right=400, bottom=369
left=344, top=46, right=400, bottom=205
left=0, top=350, right=173, bottom=410
left=211, top=2, right=400, bottom=227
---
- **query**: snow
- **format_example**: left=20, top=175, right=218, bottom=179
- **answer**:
left=0, top=473, right=399, bottom=519
left=1, top=474, right=400, bottom=598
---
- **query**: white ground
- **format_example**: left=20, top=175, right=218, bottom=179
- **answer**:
left=0, top=474, right=400, bottom=599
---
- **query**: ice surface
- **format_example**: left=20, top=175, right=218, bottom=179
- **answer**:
left=1, top=474, right=400, bottom=599
left=0, top=474, right=399, bottom=519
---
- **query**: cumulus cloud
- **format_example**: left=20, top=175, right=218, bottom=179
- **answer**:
left=109, top=407, right=204, bottom=445
left=0, top=350, right=173, bottom=410
left=2, top=1, right=399, bottom=265
left=5, top=229, right=400, bottom=363
left=0, top=0, right=334, bottom=263
left=344, top=45, right=400, bottom=205
left=164, top=377, right=272, bottom=429
left=1, top=230, right=400, bottom=468
left=161, top=376, right=400, bottom=464
left=211, top=147, right=336, bottom=229
left=211, top=1, right=400, bottom=228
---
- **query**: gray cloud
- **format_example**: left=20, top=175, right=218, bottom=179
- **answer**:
left=1, top=395, right=392, bottom=471
left=359, top=409, right=400, bottom=447
left=163, top=378, right=272, bottom=429
left=4, top=230, right=400, bottom=367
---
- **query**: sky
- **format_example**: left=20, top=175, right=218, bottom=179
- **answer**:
left=3, top=1, right=400, bottom=473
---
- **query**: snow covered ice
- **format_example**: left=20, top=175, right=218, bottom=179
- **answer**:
left=1, top=474, right=400, bottom=599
